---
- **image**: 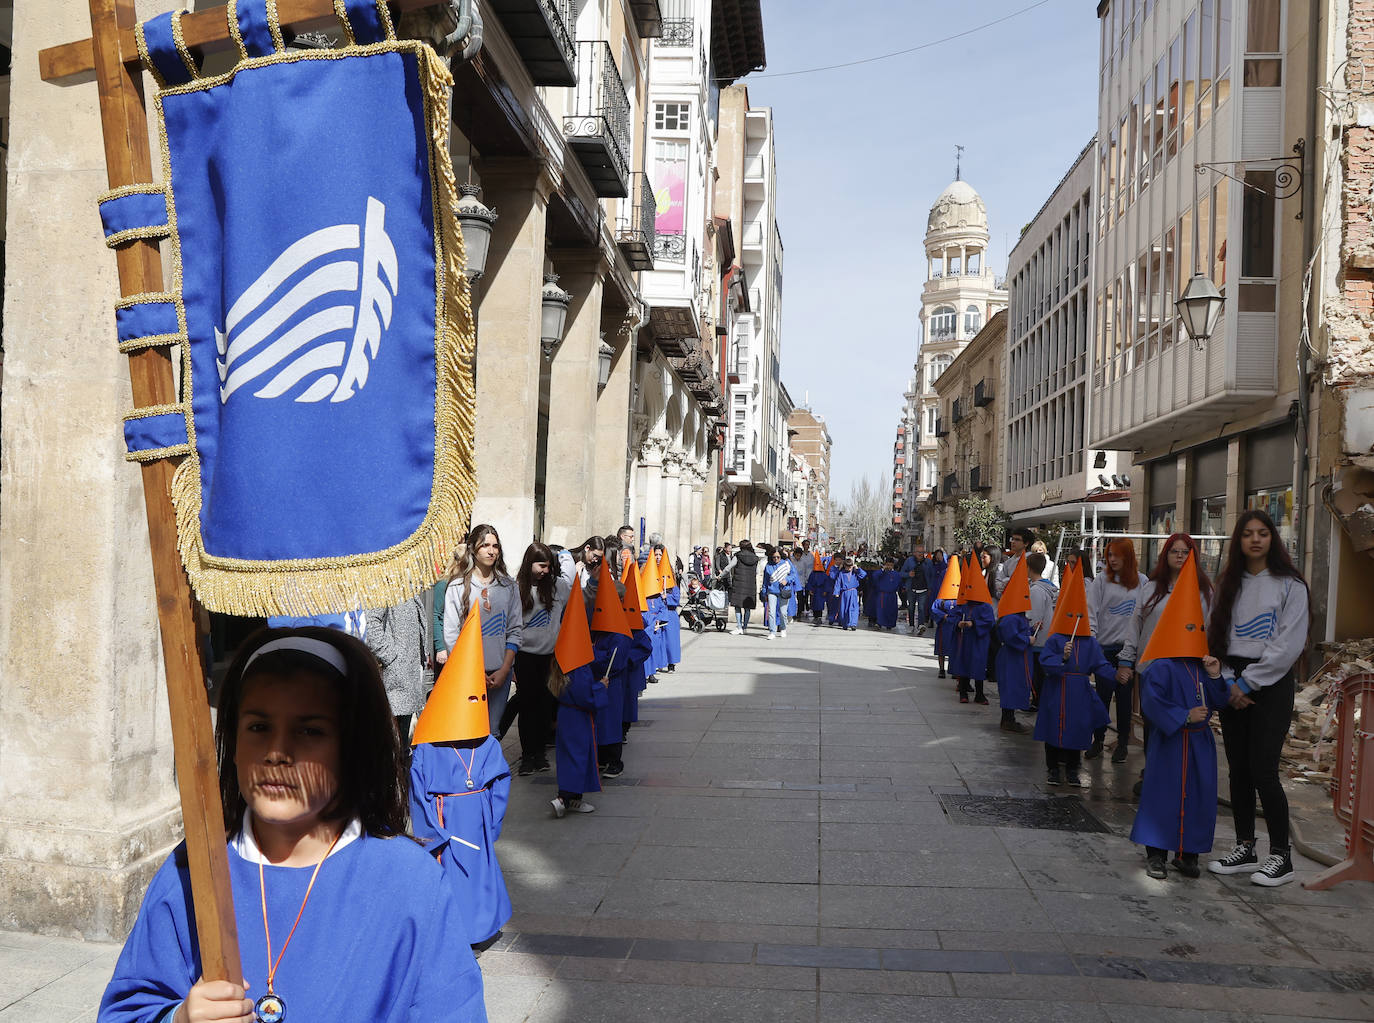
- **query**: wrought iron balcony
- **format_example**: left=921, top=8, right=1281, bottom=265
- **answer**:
left=628, top=0, right=664, bottom=37
left=951, top=399, right=963, bottom=424
left=934, top=418, right=948, bottom=438
left=564, top=40, right=631, bottom=197
left=943, top=472, right=959, bottom=496
left=974, top=379, right=993, bottom=407
left=970, top=465, right=991, bottom=492
left=928, top=328, right=957, bottom=342
left=661, top=15, right=694, bottom=47
left=485, top=0, right=576, bottom=86
left=653, top=231, right=686, bottom=264
left=616, top=171, right=657, bottom=271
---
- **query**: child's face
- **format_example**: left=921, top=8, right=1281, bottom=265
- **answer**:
left=236, top=671, right=342, bottom=835
left=530, top=560, right=551, bottom=580
left=475, top=534, right=500, bottom=569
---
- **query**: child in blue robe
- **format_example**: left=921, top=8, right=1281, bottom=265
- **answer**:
left=1035, top=632, right=1114, bottom=787
left=661, top=579, right=682, bottom=668
left=1131, top=657, right=1229, bottom=876
left=871, top=562, right=903, bottom=629
left=950, top=601, right=996, bottom=704
left=409, top=739, right=512, bottom=947
left=99, top=628, right=488, bottom=1023
left=995, top=615, right=1035, bottom=716
left=594, top=630, right=631, bottom=777
left=832, top=559, right=866, bottom=630
left=807, top=556, right=831, bottom=624
left=553, top=660, right=606, bottom=814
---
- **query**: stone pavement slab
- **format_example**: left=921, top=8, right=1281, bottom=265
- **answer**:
left=7, top=618, right=1374, bottom=1022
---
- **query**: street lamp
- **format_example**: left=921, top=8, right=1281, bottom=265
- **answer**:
left=454, top=184, right=497, bottom=284
left=540, top=273, right=572, bottom=359
left=1175, top=272, right=1224, bottom=351
left=597, top=333, right=614, bottom=392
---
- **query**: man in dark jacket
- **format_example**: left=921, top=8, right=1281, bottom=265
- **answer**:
left=724, top=540, right=759, bottom=634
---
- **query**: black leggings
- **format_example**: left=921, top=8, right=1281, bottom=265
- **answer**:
left=513, top=651, right=555, bottom=763
left=1094, top=644, right=1129, bottom=744
left=1218, top=661, right=1294, bottom=852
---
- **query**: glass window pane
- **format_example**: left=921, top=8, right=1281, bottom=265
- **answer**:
left=1183, top=13, right=1197, bottom=144
left=1217, top=0, right=1233, bottom=107
left=1199, top=0, right=1216, bottom=126
left=1241, top=170, right=1275, bottom=277
left=1212, top=176, right=1229, bottom=287
left=1247, top=0, right=1281, bottom=51
left=1162, top=226, right=1176, bottom=349
left=1243, top=58, right=1282, bottom=85
left=1168, top=36, right=1181, bottom=158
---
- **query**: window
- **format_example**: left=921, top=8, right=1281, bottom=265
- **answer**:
left=929, top=306, right=957, bottom=340
left=929, top=354, right=953, bottom=383
left=654, top=102, right=689, bottom=131
left=924, top=405, right=938, bottom=436
left=1217, top=0, right=1233, bottom=107
left=1245, top=426, right=1296, bottom=553
left=1241, top=170, right=1275, bottom=277
left=1167, top=34, right=1180, bottom=158
left=1198, top=0, right=1216, bottom=127
left=965, top=304, right=982, bottom=334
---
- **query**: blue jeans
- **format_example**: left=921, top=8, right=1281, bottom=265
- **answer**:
left=488, top=677, right=511, bottom=735
left=735, top=608, right=752, bottom=631
left=767, top=593, right=788, bottom=634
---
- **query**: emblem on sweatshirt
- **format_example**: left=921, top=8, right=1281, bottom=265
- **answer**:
left=215, top=197, right=398, bottom=404
left=1234, top=611, right=1278, bottom=640
left=1106, top=599, right=1135, bottom=616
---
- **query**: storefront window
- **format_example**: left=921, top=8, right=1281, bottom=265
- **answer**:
left=1191, top=444, right=1229, bottom=577
left=1245, top=425, right=1296, bottom=555
left=1147, top=503, right=1177, bottom=566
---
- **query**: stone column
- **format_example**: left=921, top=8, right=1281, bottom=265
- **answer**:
left=637, top=432, right=669, bottom=537
left=0, top=0, right=181, bottom=939
left=593, top=310, right=637, bottom=532
left=678, top=468, right=697, bottom=556
left=469, top=158, right=554, bottom=545
left=660, top=450, right=684, bottom=559
left=542, top=249, right=608, bottom=546
left=689, top=467, right=708, bottom=551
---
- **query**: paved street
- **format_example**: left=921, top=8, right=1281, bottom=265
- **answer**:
left=6, top=623, right=1374, bottom=1022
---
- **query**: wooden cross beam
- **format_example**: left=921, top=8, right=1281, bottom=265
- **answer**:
left=38, top=0, right=442, bottom=986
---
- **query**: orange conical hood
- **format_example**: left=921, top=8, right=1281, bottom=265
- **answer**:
left=958, top=557, right=995, bottom=605
left=1047, top=562, right=1093, bottom=637
left=638, top=553, right=663, bottom=598
left=412, top=604, right=489, bottom=744
left=935, top=556, right=962, bottom=600
left=996, top=555, right=1032, bottom=617
left=591, top=558, right=632, bottom=636
left=554, top=577, right=595, bottom=672
left=1140, top=550, right=1209, bottom=662
left=621, top=558, right=648, bottom=631
left=812, top=552, right=825, bottom=572
left=619, top=556, right=633, bottom=585
left=659, top=550, right=678, bottom=591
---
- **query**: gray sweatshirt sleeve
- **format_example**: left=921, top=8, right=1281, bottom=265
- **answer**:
left=443, top=578, right=464, bottom=651
left=1238, top=579, right=1309, bottom=692
left=502, top=582, right=524, bottom=654
left=1119, top=581, right=1150, bottom=667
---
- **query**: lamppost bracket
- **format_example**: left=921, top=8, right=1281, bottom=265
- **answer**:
left=1194, top=140, right=1305, bottom=220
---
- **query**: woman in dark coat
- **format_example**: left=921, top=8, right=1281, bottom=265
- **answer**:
left=724, top=540, right=760, bottom=635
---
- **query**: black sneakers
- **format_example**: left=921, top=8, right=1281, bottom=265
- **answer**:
left=1046, top=766, right=1062, bottom=786
left=1208, top=840, right=1259, bottom=875
left=1171, top=853, right=1201, bottom=878
left=1250, top=851, right=1296, bottom=887
left=1085, top=737, right=1104, bottom=760
left=1145, top=853, right=1167, bottom=879
left=1064, top=770, right=1083, bottom=788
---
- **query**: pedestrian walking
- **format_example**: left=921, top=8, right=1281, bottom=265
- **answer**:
left=993, top=554, right=1034, bottom=732
left=1026, top=552, right=1058, bottom=707
left=98, top=627, right=489, bottom=1023
left=1088, top=539, right=1143, bottom=762
left=832, top=555, right=866, bottom=631
left=550, top=577, right=604, bottom=817
left=590, top=554, right=631, bottom=778
left=364, top=594, right=429, bottom=743
left=444, top=524, right=523, bottom=736
left=724, top=540, right=760, bottom=634
left=512, top=542, right=573, bottom=775
left=1206, top=509, right=1310, bottom=887
left=763, top=545, right=793, bottom=639
left=950, top=557, right=996, bottom=705
left=930, top=555, right=961, bottom=678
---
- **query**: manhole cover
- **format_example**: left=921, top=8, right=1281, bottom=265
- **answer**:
left=937, top=794, right=1111, bottom=833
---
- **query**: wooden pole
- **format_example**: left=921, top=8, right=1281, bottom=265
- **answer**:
left=86, top=0, right=242, bottom=983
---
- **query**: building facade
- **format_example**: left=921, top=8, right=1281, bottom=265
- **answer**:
left=910, top=178, right=1008, bottom=540
left=1004, top=139, right=1130, bottom=539
left=787, top=405, right=832, bottom=541
left=929, top=311, right=1009, bottom=548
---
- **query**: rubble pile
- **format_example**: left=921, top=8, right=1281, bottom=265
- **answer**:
left=1284, top=640, right=1374, bottom=786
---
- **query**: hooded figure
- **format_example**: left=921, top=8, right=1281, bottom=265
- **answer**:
left=806, top=552, right=832, bottom=623
left=1033, top=563, right=1114, bottom=783
left=870, top=560, right=904, bottom=629
left=949, top=556, right=997, bottom=702
left=831, top=557, right=867, bottom=630
left=409, top=605, right=512, bottom=946
left=638, top=553, right=667, bottom=674
left=550, top=577, right=605, bottom=814
left=620, top=561, right=654, bottom=733
left=930, top=556, right=962, bottom=676
left=591, top=558, right=632, bottom=776
left=994, top=555, right=1035, bottom=723
left=1129, top=552, right=1229, bottom=876
left=658, top=549, right=683, bottom=667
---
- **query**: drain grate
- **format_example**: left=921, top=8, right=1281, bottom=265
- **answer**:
left=937, top=793, right=1112, bottom=833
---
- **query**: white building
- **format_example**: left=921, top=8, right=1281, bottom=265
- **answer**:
left=912, top=177, right=1008, bottom=542
left=1004, top=139, right=1129, bottom=534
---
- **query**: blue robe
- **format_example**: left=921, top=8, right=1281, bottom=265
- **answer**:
left=556, top=663, right=606, bottom=795
left=1130, top=658, right=1229, bottom=853
left=949, top=601, right=996, bottom=679
left=409, top=738, right=511, bottom=945
left=871, top=570, right=903, bottom=628
left=99, top=835, right=488, bottom=1023
left=1033, top=634, right=1114, bottom=749
left=931, top=598, right=958, bottom=657
left=806, top=561, right=831, bottom=613
left=994, top=614, right=1035, bottom=710
left=593, top=631, right=630, bottom=746
left=832, top=568, right=866, bottom=628
left=826, top=565, right=842, bottom=623
left=662, top=585, right=682, bottom=664
left=625, top=622, right=653, bottom=722
left=645, top=594, right=668, bottom=672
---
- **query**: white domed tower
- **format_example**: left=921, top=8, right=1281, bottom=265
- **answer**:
left=912, top=173, right=1007, bottom=513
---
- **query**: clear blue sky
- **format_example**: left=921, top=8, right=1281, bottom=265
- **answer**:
left=748, top=0, right=1100, bottom=499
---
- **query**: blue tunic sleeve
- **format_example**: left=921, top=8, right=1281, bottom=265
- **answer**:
left=997, top=614, right=1031, bottom=650
left=1139, top=659, right=1193, bottom=737
left=99, top=852, right=197, bottom=1023
left=1039, top=634, right=1068, bottom=674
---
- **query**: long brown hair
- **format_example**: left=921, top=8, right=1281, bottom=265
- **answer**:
left=1103, top=539, right=1140, bottom=590
left=1144, top=532, right=1215, bottom=613
left=1207, top=509, right=1309, bottom=659
left=449, top=524, right=510, bottom=624
left=216, top=627, right=408, bottom=839
left=517, top=542, right=557, bottom=615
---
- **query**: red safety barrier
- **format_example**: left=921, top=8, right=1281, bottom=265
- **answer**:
left=1305, top=671, right=1374, bottom=890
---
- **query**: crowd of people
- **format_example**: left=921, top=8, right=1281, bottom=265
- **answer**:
left=97, top=509, right=1310, bottom=1022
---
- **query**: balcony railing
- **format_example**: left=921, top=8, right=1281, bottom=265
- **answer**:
left=934, top=418, right=948, bottom=438
left=928, top=328, right=957, bottom=342
left=615, top=171, right=657, bottom=271
left=564, top=40, right=631, bottom=197
left=951, top=399, right=963, bottom=423
left=943, top=472, right=959, bottom=496
left=653, top=231, right=686, bottom=264
left=486, top=0, right=576, bottom=86
left=974, top=379, right=993, bottom=407
left=970, top=465, right=990, bottom=491
left=660, top=4, right=694, bottom=47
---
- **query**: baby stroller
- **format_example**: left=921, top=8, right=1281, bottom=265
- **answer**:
left=682, top=578, right=729, bottom=632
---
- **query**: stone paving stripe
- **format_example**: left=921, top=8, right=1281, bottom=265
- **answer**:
left=627, top=938, right=755, bottom=964
left=881, top=948, right=1012, bottom=973
left=755, top=943, right=882, bottom=970
left=509, top=933, right=633, bottom=960
left=1004, top=950, right=1081, bottom=975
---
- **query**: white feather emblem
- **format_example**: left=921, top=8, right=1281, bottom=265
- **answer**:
left=215, top=197, right=399, bottom=404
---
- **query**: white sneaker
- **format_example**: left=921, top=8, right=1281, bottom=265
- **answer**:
left=1250, top=852, right=1295, bottom=887
left=732, top=627, right=744, bottom=635
left=568, top=799, right=596, bottom=814
left=779, top=630, right=788, bottom=638
left=550, top=797, right=566, bottom=818
left=765, top=632, right=776, bottom=640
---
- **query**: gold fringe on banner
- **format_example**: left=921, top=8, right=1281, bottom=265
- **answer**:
left=147, top=34, right=477, bottom=618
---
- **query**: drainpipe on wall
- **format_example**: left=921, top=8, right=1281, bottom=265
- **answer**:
left=1294, top=0, right=1321, bottom=579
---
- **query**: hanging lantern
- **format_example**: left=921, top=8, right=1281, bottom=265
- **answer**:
left=1175, top=272, right=1224, bottom=350
left=540, top=273, right=572, bottom=359
left=454, top=183, right=497, bottom=283
left=597, top=333, right=614, bottom=391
